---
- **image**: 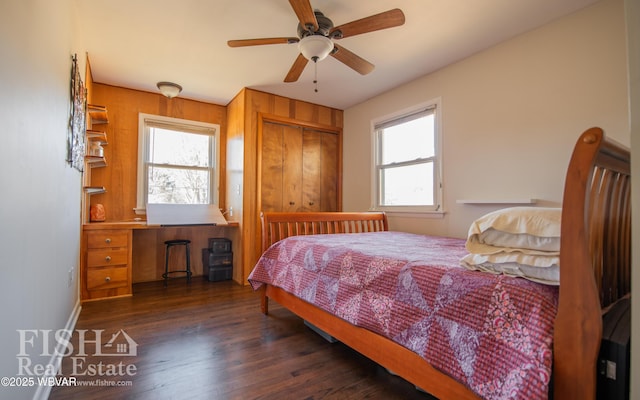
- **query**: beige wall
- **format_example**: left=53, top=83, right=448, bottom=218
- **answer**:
left=343, top=0, right=629, bottom=239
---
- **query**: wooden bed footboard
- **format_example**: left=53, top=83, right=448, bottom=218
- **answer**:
left=554, top=127, right=631, bottom=399
left=260, top=211, right=388, bottom=252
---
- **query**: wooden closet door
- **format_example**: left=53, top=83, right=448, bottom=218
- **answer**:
left=319, top=132, right=338, bottom=211
left=261, top=122, right=284, bottom=212
left=261, top=122, right=338, bottom=213
left=282, top=125, right=303, bottom=212
left=302, top=130, right=322, bottom=212
left=303, top=129, right=338, bottom=212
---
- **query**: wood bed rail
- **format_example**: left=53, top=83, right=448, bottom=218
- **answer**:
left=260, top=211, right=388, bottom=252
left=554, top=127, right=631, bottom=399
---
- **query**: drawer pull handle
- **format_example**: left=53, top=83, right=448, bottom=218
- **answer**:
left=289, top=201, right=295, bottom=205
left=105, top=276, right=111, bottom=282
left=309, top=202, right=314, bottom=206
left=105, top=238, right=112, bottom=244
left=105, top=256, right=112, bottom=262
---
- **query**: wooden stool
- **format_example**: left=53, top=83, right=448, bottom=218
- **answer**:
left=163, top=239, right=192, bottom=287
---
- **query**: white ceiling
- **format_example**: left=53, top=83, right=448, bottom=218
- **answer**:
left=74, top=0, right=599, bottom=110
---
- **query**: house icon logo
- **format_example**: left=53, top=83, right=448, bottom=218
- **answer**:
left=102, top=329, right=137, bottom=357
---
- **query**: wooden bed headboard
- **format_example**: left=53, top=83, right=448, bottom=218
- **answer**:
left=260, top=211, right=388, bottom=252
left=554, top=127, right=631, bottom=399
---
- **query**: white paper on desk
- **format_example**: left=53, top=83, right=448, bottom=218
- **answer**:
left=146, top=204, right=228, bottom=226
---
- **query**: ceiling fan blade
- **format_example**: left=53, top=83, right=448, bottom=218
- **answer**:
left=228, top=37, right=299, bottom=47
left=288, top=0, right=318, bottom=31
left=284, top=53, right=309, bottom=82
left=330, top=8, right=405, bottom=39
left=331, top=44, right=374, bottom=75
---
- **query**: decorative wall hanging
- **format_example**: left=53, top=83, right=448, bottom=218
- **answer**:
left=67, top=53, right=86, bottom=171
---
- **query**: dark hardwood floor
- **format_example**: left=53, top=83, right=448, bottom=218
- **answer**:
left=50, top=279, right=436, bottom=400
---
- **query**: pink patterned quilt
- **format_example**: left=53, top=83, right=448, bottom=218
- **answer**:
left=248, top=231, right=558, bottom=399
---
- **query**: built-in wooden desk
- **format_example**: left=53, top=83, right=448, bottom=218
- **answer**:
left=81, top=221, right=240, bottom=301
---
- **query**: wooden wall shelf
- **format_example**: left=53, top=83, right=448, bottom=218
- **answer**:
left=87, top=104, right=108, bottom=125
left=86, top=129, right=107, bottom=143
left=84, top=108, right=108, bottom=169
left=85, top=155, right=107, bottom=168
left=83, top=186, right=106, bottom=195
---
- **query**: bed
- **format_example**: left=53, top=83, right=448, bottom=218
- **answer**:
left=248, top=127, right=631, bottom=399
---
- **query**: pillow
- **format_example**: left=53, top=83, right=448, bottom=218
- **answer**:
left=466, top=207, right=562, bottom=254
left=461, top=252, right=560, bottom=285
left=460, top=249, right=560, bottom=285
left=460, top=259, right=559, bottom=285
left=461, top=251, right=559, bottom=269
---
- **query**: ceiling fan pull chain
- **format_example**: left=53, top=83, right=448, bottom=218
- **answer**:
left=313, top=57, right=319, bottom=92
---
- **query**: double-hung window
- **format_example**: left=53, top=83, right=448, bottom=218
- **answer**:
left=136, top=114, right=220, bottom=212
left=373, top=101, right=441, bottom=213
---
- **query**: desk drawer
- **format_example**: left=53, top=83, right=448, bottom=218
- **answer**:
left=87, top=249, right=128, bottom=267
left=87, top=266, right=129, bottom=290
left=87, top=231, right=129, bottom=249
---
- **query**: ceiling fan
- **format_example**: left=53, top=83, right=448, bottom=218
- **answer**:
left=227, top=0, right=405, bottom=84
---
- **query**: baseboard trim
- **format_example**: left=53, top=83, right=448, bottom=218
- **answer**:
left=32, top=299, right=82, bottom=400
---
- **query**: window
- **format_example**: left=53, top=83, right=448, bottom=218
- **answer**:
left=136, top=114, right=220, bottom=212
left=373, top=101, right=441, bottom=212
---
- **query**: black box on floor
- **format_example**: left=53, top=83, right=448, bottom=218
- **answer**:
left=206, top=264, right=232, bottom=282
left=597, top=297, right=630, bottom=400
left=202, top=249, right=233, bottom=282
left=208, top=237, right=232, bottom=253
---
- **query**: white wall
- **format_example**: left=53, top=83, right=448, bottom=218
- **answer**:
left=344, top=0, right=629, bottom=239
left=0, top=1, right=82, bottom=399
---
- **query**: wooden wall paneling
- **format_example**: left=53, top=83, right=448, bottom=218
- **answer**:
left=189, top=227, right=209, bottom=277
left=225, top=90, right=247, bottom=285
left=244, top=90, right=265, bottom=285
left=226, top=226, right=242, bottom=284
left=293, top=100, right=316, bottom=123
left=85, top=55, right=94, bottom=105
left=90, top=84, right=227, bottom=222
left=82, top=82, right=343, bottom=286
left=132, top=226, right=239, bottom=283
left=273, top=95, right=291, bottom=118
left=132, top=229, right=161, bottom=282
left=317, top=106, right=334, bottom=127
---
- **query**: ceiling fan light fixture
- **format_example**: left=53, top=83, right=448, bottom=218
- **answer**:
left=156, top=81, right=182, bottom=98
left=298, top=35, right=333, bottom=62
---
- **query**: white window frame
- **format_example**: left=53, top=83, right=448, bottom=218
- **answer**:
left=135, top=113, right=220, bottom=214
left=371, top=98, right=443, bottom=214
